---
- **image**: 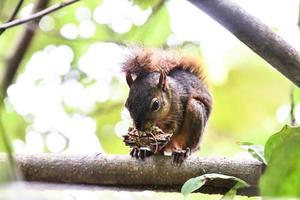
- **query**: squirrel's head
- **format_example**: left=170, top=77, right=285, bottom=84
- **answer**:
left=125, top=71, right=171, bottom=131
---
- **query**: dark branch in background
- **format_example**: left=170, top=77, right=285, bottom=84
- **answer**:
left=187, top=0, right=300, bottom=87
left=7, top=154, right=263, bottom=196
left=0, top=0, right=50, bottom=183
left=1, top=0, right=48, bottom=94
left=1, top=0, right=80, bottom=94
left=0, top=0, right=81, bottom=179
left=0, top=0, right=80, bottom=96
left=0, top=0, right=24, bottom=35
left=0, top=0, right=79, bottom=31
left=291, top=0, right=300, bottom=126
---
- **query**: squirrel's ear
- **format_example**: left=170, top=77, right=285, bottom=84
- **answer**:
left=158, top=71, right=167, bottom=91
left=126, top=73, right=134, bottom=87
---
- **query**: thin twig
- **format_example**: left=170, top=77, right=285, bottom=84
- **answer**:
left=0, top=0, right=79, bottom=31
left=290, top=86, right=296, bottom=126
left=6, top=0, right=24, bottom=21
left=0, top=0, right=24, bottom=35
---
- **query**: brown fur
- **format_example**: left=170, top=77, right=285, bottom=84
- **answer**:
left=122, top=48, right=203, bottom=78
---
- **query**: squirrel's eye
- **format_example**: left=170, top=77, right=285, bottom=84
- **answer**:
left=151, top=99, right=160, bottom=112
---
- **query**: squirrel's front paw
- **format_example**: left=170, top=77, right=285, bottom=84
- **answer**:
left=130, top=147, right=153, bottom=160
left=172, top=148, right=191, bottom=165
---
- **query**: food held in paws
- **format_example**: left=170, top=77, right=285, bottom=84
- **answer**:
left=123, top=126, right=172, bottom=153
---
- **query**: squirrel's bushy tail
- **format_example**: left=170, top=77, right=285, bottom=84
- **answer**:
left=122, top=47, right=203, bottom=78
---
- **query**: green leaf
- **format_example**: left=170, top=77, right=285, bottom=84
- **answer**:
left=201, top=174, right=249, bottom=186
left=220, top=182, right=247, bottom=200
left=264, top=125, right=293, bottom=162
left=239, top=142, right=267, bottom=164
left=181, top=173, right=249, bottom=198
left=181, top=176, right=206, bottom=198
left=260, top=126, right=300, bottom=196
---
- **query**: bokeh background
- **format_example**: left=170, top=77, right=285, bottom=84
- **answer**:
left=0, top=0, right=299, bottom=199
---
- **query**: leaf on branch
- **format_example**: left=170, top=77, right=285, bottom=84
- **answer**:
left=181, top=173, right=249, bottom=199
left=260, top=125, right=300, bottom=196
left=264, top=125, right=295, bottom=162
left=239, top=142, right=267, bottom=165
left=181, top=176, right=206, bottom=198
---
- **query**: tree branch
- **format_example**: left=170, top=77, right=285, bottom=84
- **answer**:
left=187, top=0, right=300, bottom=87
left=4, top=154, right=264, bottom=196
left=1, top=0, right=50, bottom=95
left=0, top=0, right=24, bottom=35
left=0, top=0, right=79, bottom=31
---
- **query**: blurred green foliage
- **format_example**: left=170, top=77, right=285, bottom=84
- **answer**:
left=132, top=0, right=160, bottom=10
left=200, top=57, right=290, bottom=156
left=0, top=0, right=299, bottom=199
left=0, top=106, right=27, bottom=152
left=120, top=5, right=170, bottom=46
left=0, top=0, right=294, bottom=156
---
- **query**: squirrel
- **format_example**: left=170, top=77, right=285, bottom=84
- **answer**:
left=122, top=48, right=212, bottom=164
